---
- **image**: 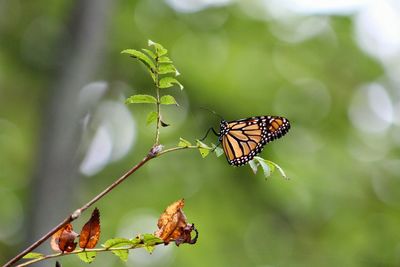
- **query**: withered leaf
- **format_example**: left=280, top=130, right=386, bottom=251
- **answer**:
left=154, top=199, right=198, bottom=246
left=79, top=208, right=101, bottom=249
left=50, top=224, right=78, bottom=253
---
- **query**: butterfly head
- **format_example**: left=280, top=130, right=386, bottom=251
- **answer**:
left=219, top=120, right=229, bottom=139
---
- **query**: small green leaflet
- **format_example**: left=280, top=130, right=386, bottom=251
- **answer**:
left=251, top=157, right=288, bottom=179
left=158, top=56, right=173, bottom=63
left=178, top=137, right=192, bottom=147
left=264, top=159, right=288, bottom=179
left=248, top=159, right=258, bottom=175
left=141, top=234, right=163, bottom=254
left=23, top=252, right=44, bottom=259
left=102, top=238, right=133, bottom=249
left=112, top=249, right=129, bottom=262
left=102, top=238, right=133, bottom=262
left=148, top=40, right=168, bottom=57
left=77, top=251, right=97, bottom=263
left=158, top=64, right=178, bottom=76
left=257, top=158, right=272, bottom=177
left=142, top=234, right=163, bottom=246
left=142, top=48, right=156, bottom=59
left=159, top=77, right=183, bottom=90
left=146, top=111, right=158, bottom=125
left=126, top=94, right=157, bottom=104
left=196, top=140, right=211, bottom=158
left=130, top=236, right=142, bottom=246
left=121, top=49, right=155, bottom=72
left=160, top=95, right=178, bottom=105
left=211, top=144, right=224, bottom=157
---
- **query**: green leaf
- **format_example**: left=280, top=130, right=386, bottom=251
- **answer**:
left=259, top=160, right=272, bottom=177
left=196, top=140, right=211, bottom=149
left=160, top=95, right=178, bottom=105
left=253, top=157, right=288, bottom=179
left=158, top=56, right=173, bottom=64
left=121, top=49, right=155, bottom=72
left=102, top=238, right=133, bottom=262
left=178, top=137, right=192, bottom=147
left=23, top=252, right=44, bottom=259
left=148, top=40, right=168, bottom=56
left=102, top=238, right=133, bottom=249
left=158, top=64, right=178, bottom=75
left=211, top=144, right=224, bottom=157
left=77, top=251, right=97, bottom=263
left=196, top=140, right=211, bottom=158
left=198, top=147, right=210, bottom=158
left=130, top=236, right=142, bottom=246
left=146, top=111, right=158, bottom=125
left=248, top=159, right=258, bottom=174
left=159, top=77, right=183, bottom=90
left=141, top=234, right=163, bottom=254
left=142, top=48, right=156, bottom=59
left=265, top=159, right=288, bottom=180
left=142, top=233, right=163, bottom=246
left=253, top=157, right=272, bottom=177
left=125, top=94, right=157, bottom=104
left=112, top=249, right=129, bottom=262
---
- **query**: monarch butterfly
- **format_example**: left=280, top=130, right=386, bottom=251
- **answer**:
left=212, top=116, right=290, bottom=166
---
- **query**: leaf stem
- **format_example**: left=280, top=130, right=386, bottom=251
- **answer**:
left=156, top=145, right=198, bottom=157
left=154, top=56, right=161, bottom=145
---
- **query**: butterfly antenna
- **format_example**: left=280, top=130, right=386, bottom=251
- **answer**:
left=199, top=107, right=224, bottom=120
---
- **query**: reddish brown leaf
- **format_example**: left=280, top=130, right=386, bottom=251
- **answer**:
left=155, top=199, right=198, bottom=245
left=79, top=208, right=101, bottom=249
left=50, top=224, right=78, bottom=253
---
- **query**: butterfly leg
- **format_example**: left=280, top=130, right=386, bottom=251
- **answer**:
left=199, top=127, right=219, bottom=141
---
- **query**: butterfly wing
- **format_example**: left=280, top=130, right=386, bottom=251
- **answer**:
left=220, top=116, right=290, bottom=166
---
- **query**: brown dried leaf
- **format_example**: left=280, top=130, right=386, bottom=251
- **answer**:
left=155, top=199, right=198, bottom=245
left=79, top=208, right=101, bottom=249
left=50, top=224, right=78, bottom=253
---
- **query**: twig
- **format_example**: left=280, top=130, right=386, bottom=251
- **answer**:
left=156, top=145, right=198, bottom=157
left=16, top=241, right=164, bottom=267
left=4, top=153, right=153, bottom=267
left=4, top=145, right=199, bottom=267
left=154, top=56, right=161, bottom=145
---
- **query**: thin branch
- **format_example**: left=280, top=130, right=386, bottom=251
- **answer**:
left=154, top=54, right=161, bottom=145
left=4, top=144, right=202, bottom=266
left=4, top=154, right=153, bottom=267
left=156, top=145, right=198, bottom=157
left=17, top=241, right=164, bottom=267
left=155, top=86, right=161, bottom=145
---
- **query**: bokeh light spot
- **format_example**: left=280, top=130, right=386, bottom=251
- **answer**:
left=348, top=83, right=393, bottom=134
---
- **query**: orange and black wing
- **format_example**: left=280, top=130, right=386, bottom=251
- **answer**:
left=220, top=116, right=290, bottom=166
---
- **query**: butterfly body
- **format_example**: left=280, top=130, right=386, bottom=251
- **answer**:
left=218, top=116, right=290, bottom=166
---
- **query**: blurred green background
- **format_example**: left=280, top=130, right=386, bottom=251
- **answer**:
left=1, top=0, right=400, bottom=266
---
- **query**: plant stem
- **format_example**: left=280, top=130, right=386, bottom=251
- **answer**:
left=156, top=145, right=198, bottom=157
left=17, top=241, right=164, bottom=267
left=4, top=144, right=200, bottom=267
left=154, top=56, right=161, bottom=145
left=155, top=86, right=161, bottom=145
left=4, top=154, right=153, bottom=267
